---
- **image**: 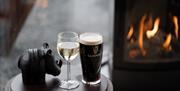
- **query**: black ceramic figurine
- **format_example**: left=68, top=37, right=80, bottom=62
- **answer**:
left=18, top=43, right=62, bottom=85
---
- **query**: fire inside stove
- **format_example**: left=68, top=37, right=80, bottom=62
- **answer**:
left=124, top=0, right=180, bottom=63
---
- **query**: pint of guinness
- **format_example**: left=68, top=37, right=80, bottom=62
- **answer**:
left=79, top=33, right=103, bottom=85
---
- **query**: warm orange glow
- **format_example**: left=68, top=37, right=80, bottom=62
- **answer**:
left=172, top=16, right=179, bottom=39
left=138, top=15, right=146, bottom=56
left=163, top=33, right=172, bottom=52
left=127, top=15, right=178, bottom=56
left=127, top=25, right=134, bottom=40
left=36, top=0, right=48, bottom=8
left=146, top=18, right=160, bottom=38
left=129, top=49, right=138, bottom=58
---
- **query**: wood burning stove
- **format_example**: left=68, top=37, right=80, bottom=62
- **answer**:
left=113, top=0, right=180, bottom=70
left=112, top=0, right=180, bottom=89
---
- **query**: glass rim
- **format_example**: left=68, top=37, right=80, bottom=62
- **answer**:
left=58, top=31, right=79, bottom=39
left=79, top=32, right=102, bottom=36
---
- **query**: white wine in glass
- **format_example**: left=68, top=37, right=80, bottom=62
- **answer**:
left=57, top=42, right=79, bottom=61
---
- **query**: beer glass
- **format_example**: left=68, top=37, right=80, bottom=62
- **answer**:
left=79, top=33, right=103, bottom=85
left=57, top=32, right=79, bottom=89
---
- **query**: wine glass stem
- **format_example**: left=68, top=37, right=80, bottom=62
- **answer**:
left=67, top=61, right=71, bottom=82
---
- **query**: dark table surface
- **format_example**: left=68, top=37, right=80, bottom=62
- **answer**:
left=5, top=74, right=113, bottom=91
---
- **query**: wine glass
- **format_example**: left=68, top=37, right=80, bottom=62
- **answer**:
left=57, top=32, right=79, bottom=89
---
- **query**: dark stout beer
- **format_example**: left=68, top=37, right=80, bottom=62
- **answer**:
left=79, top=33, right=103, bottom=84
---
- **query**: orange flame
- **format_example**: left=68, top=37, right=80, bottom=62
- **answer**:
left=172, top=16, right=179, bottom=39
left=146, top=18, right=160, bottom=38
left=127, top=25, right=134, bottom=40
left=163, top=33, right=172, bottom=52
left=138, top=15, right=146, bottom=56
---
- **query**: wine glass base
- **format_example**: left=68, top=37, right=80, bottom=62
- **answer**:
left=59, top=80, right=80, bottom=90
left=82, top=79, right=101, bottom=85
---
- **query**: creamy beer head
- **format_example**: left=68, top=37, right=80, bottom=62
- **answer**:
left=79, top=33, right=103, bottom=45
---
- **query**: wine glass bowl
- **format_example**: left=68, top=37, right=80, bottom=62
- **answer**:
left=57, top=42, right=79, bottom=61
